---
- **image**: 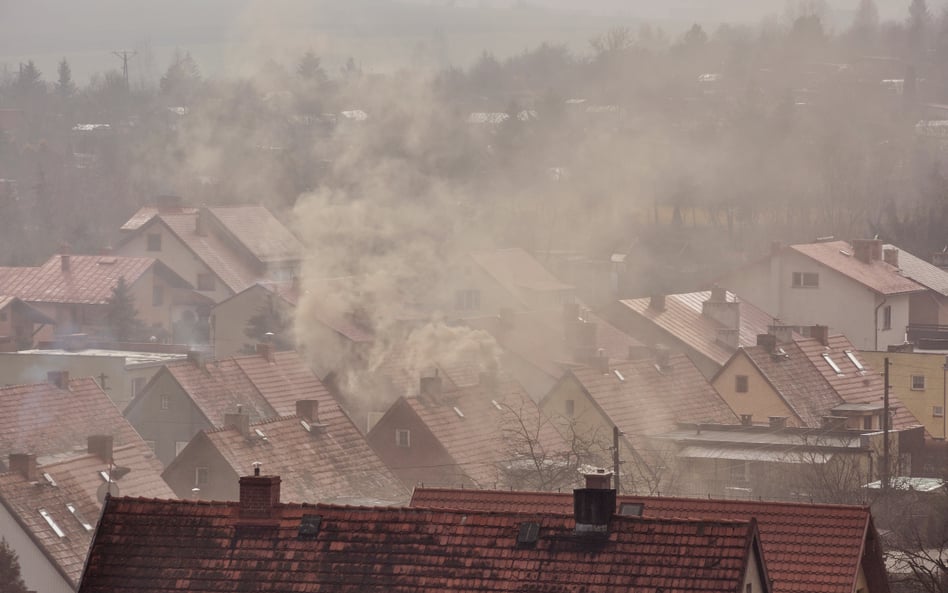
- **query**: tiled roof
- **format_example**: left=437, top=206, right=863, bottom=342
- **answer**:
left=376, top=348, right=487, bottom=399
left=740, top=342, right=844, bottom=428
left=197, top=415, right=408, bottom=505
left=619, top=291, right=780, bottom=366
left=790, top=241, right=924, bottom=296
left=469, top=248, right=573, bottom=306
left=208, top=206, right=304, bottom=264
left=156, top=213, right=262, bottom=293
left=404, top=379, right=569, bottom=488
left=410, top=488, right=880, bottom=593
left=882, top=244, right=948, bottom=296
left=232, top=350, right=332, bottom=417
left=0, top=295, right=56, bottom=323
left=0, top=378, right=142, bottom=459
left=794, top=336, right=922, bottom=431
left=566, top=353, right=739, bottom=440
left=0, top=254, right=159, bottom=304
left=80, top=496, right=760, bottom=593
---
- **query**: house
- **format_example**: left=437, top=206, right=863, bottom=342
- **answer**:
left=161, top=402, right=407, bottom=505
left=0, top=373, right=143, bottom=463
left=461, top=303, right=648, bottom=401
left=0, top=296, right=55, bottom=351
left=444, top=248, right=575, bottom=316
left=78, top=470, right=772, bottom=593
left=600, top=287, right=796, bottom=379
left=719, top=239, right=926, bottom=351
left=0, top=343, right=186, bottom=409
left=712, top=330, right=924, bottom=434
left=861, top=348, right=948, bottom=441
left=0, top=436, right=173, bottom=593
left=124, top=346, right=331, bottom=466
left=883, top=244, right=948, bottom=343
left=0, top=251, right=204, bottom=343
left=115, top=196, right=304, bottom=302
left=410, top=485, right=890, bottom=593
left=366, top=373, right=571, bottom=490
left=540, top=351, right=739, bottom=494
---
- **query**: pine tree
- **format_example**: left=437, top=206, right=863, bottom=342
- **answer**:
left=56, top=58, right=76, bottom=99
left=0, top=538, right=30, bottom=593
left=244, top=296, right=292, bottom=350
left=105, top=276, right=142, bottom=342
left=297, top=50, right=327, bottom=83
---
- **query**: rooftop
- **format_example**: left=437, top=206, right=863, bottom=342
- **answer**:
left=882, top=244, right=948, bottom=296
left=468, top=248, right=574, bottom=308
left=13, top=348, right=187, bottom=367
left=789, top=241, right=924, bottom=296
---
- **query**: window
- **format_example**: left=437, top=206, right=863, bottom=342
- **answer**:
left=934, top=406, right=945, bottom=418
left=152, top=285, right=164, bottom=307
left=197, top=273, right=215, bottom=291
left=822, top=353, right=843, bottom=375
left=160, top=393, right=170, bottom=410
left=66, top=503, right=93, bottom=532
left=195, top=466, right=209, bottom=486
left=175, top=441, right=188, bottom=457
left=395, top=429, right=411, bottom=448
left=911, top=375, right=926, bottom=390
left=455, top=289, right=480, bottom=310
left=39, top=509, right=65, bottom=538
left=844, top=350, right=864, bottom=372
left=882, top=305, right=892, bottom=330
left=735, top=375, right=749, bottom=393
left=791, top=272, right=819, bottom=288
left=147, top=233, right=162, bottom=251
left=565, top=399, right=575, bottom=417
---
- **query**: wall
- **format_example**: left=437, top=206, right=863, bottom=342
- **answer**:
left=0, top=503, right=74, bottom=593
left=861, top=351, right=948, bottom=439
left=124, top=370, right=211, bottom=467
left=711, top=352, right=803, bottom=427
left=441, top=257, right=529, bottom=316
left=743, top=544, right=767, bottom=593
left=210, top=286, right=296, bottom=359
left=161, top=434, right=238, bottom=501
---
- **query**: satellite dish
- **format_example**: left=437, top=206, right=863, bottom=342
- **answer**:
left=96, top=481, right=120, bottom=504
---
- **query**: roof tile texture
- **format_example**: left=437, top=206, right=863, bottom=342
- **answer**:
left=0, top=254, right=157, bottom=304
left=790, top=241, right=923, bottom=296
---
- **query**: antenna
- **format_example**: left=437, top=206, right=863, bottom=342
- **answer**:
left=111, top=50, right=138, bottom=89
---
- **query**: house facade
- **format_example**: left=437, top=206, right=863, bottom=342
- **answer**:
left=861, top=349, right=948, bottom=440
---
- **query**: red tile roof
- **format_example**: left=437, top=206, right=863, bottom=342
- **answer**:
left=410, top=488, right=884, bottom=593
left=399, top=379, right=569, bottom=488
left=0, top=254, right=162, bottom=304
left=469, top=248, right=574, bottom=307
left=618, top=291, right=782, bottom=366
left=187, top=414, right=408, bottom=505
left=232, top=350, right=333, bottom=416
left=0, top=378, right=142, bottom=459
left=79, top=496, right=762, bottom=593
left=208, top=206, right=303, bottom=264
left=790, top=241, right=924, bottom=296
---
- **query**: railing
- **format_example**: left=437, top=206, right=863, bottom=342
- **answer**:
left=906, top=324, right=948, bottom=348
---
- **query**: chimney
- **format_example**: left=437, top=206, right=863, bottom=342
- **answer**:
left=740, top=414, right=753, bottom=426
left=87, top=435, right=114, bottom=462
left=256, top=342, right=276, bottom=363
left=769, top=323, right=794, bottom=344
left=702, top=291, right=741, bottom=330
left=592, top=350, right=609, bottom=373
left=716, top=328, right=740, bottom=349
left=224, top=412, right=251, bottom=437
left=238, top=472, right=281, bottom=519
left=883, top=247, right=899, bottom=267
left=59, top=242, right=71, bottom=272
left=574, top=468, right=616, bottom=533
left=648, top=294, right=666, bottom=312
left=810, top=324, right=829, bottom=346
left=852, top=239, right=883, bottom=264
left=296, top=400, right=319, bottom=423
left=47, top=370, right=70, bottom=390
left=768, top=416, right=788, bottom=429
left=420, top=373, right=443, bottom=400
left=932, top=251, right=948, bottom=269
left=9, top=453, right=38, bottom=481
left=195, top=208, right=210, bottom=236
left=756, top=334, right=777, bottom=353
left=187, top=349, right=207, bottom=369
left=821, top=416, right=848, bottom=430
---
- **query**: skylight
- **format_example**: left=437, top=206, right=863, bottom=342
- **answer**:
left=254, top=428, right=268, bottom=439
left=822, top=353, right=843, bottom=375
left=39, top=509, right=65, bottom=537
left=517, top=521, right=540, bottom=545
left=453, top=406, right=465, bottom=419
left=66, top=503, right=93, bottom=531
left=614, top=369, right=625, bottom=382
left=844, top=350, right=865, bottom=371
left=300, top=420, right=311, bottom=432
left=98, top=470, right=111, bottom=482
left=490, top=399, right=503, bottom=411
left=43, top=472, right=57, bottom=487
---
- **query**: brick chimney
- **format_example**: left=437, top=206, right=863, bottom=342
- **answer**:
left=810, top=324, right=829, bottom=346
left=769, top=323, right=794, bottom=344
left=195, top=208, right=210, bottom=237
left=420, top=373, right=443, bottom=400
left=187, top=349, right=207, bottom=369
left=256, top=342, right=276, bottom=363
left=238, top=469, right=281, bottom=519
left=87, top=435, right=114, bottom=462
left=932, top=251, right=948, bottom=269
left=574, top=468, right=616, bottom=533
left=296, top=400, right=319, bottom=423
left=756, top=334, right=777, bottom=353
left=224, top=412, right=251, bottom=437
left=648, top=294, right=666, bottom=312
left=852, top=239, right=883, bottom=264
left=9, top=453, right=38, bottom=481
left=883, top=247, right=899, bottom=268
left=59, top=242, right=72, bottom=272
left=47, top=370, right=70, bottom=389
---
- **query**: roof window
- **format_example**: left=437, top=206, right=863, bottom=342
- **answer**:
left=42, top=472, right=57, bottom=487
left=844, top=350, right=864, bottom=371
left=39, top=509, right=65, bottom=537
left=453, top=406, right=465, bottom=419
left=298, top=514, right=322, bottom=540
left=517, top=521, right=540, bottom=546
left=614, top=370, right=625, bottom=382
left=66, top=503, right=93, bottom=531
left=822, top=353, right=843, bottom=375
left=619, top=502, right=644, bottom=516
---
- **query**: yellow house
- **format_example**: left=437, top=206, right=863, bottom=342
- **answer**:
left=540, top=351, right=738, bottom=494
left=861, top=350, right=948, bottom=439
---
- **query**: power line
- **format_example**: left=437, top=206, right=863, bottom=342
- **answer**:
left=111, top=50, right=138, bottom=89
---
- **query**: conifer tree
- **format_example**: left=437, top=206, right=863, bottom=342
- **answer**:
left=0, top=538, right=30, bottom=593
left=105, top=276, right=142, bottom=342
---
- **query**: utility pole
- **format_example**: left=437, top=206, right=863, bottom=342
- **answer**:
left=111, top=50, right=137, bottom=89
left=613, top=425, right=621, bottom=495
left=882, top=357, right=890, bottom=491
